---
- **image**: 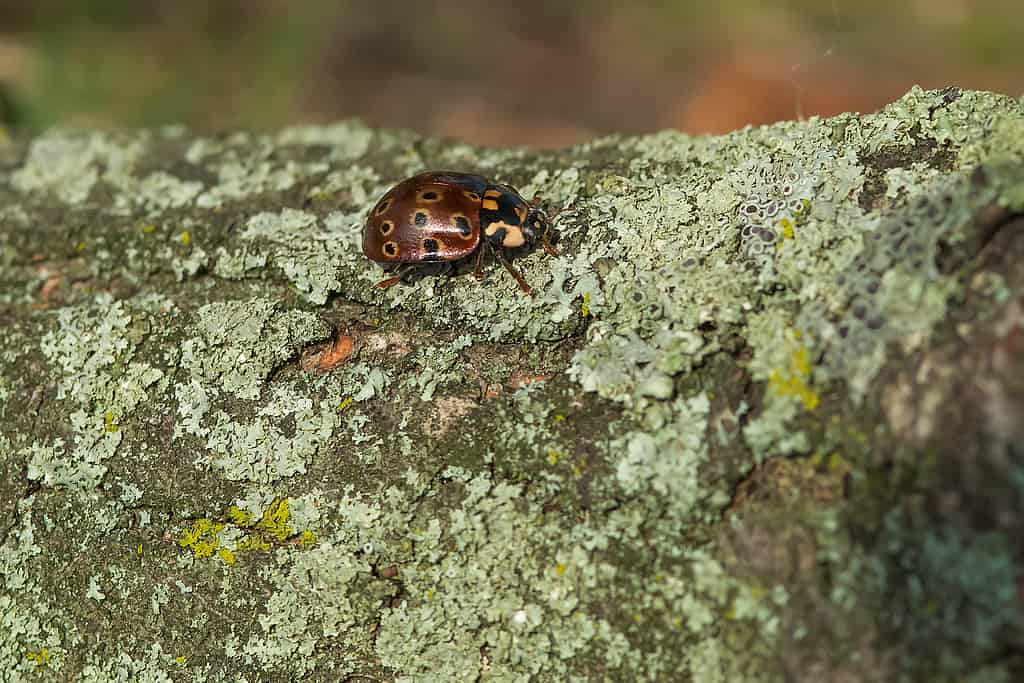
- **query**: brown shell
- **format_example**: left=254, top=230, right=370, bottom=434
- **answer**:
left=362, top=172, right=486, bottom=264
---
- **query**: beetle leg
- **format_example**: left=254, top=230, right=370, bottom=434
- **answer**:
left=473, top=246, right=486, bottom=281
left=541, top=234, right=560, bottom=257
left=376, top=263, right=416, bottom=289
left=492, top=246, right=535, bottom=297
left=375, top=275, right=403, bottom=289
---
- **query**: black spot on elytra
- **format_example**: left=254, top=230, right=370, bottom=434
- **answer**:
left=383, top=242, right=398, bottom=256
left=421, top=191, right=438, bottom=200
left=454, top=216, right=471, bottom=236
left=375, top=199, right=392, bottom=215
left=421, top=238, right=441, bottom=261
left=465, top=191, right=481, bottom=201
left=380, top=221, right=394, bottom=235
left=414, top=212, right=428, bottom=227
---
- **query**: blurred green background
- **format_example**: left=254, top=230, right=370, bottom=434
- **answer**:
left=0, top=0, right=1022, bottom=147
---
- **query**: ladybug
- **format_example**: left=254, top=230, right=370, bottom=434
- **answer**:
left=362, top=171, right=558, bottom=296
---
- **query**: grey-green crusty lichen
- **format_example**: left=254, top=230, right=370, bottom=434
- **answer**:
left=2, top=87, right=1024, bottom=680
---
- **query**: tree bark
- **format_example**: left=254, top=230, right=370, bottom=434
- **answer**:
left=1, top=86, right=1023, bottom=681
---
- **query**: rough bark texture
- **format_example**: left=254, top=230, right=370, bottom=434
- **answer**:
left=1, top=87, right=1023, bottom=682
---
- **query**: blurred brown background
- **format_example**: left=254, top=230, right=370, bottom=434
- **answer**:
left=0, top=0, right=1021, bottom=147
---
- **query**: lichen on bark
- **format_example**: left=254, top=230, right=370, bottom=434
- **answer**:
left=1, top=86, right=1023, bottom=681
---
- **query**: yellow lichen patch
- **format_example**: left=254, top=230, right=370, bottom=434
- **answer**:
left=299, top=530, right=317, bottom=548
left=546, top=450, right=560, bottom=466
left=767, top=329, right=819, bottom=410
left=256, top=498, right=293, bottom=541
left=581, top=291, right=591, bottom=318
left=26, top=648, right=50, bottom=666
left=141, top=224, right=157, bottom=234
left=826, top=452, right=846, bottom=472
left=178, top=518, right=226, bottom=560
left=175, top=655, right=187, bottom=665
left=218, top=548, right=236, bottom=565
left=554, top=563, right=567, bottom=577
left=336, top=396, right=354, bottom=412
left=180, top=229, right=191, bottom=246
left=228, top=505, right=254, bottom=527
left=237, top=535, right=270, bottom=552
left=104, top=411, right=119, bottom=433
left=777, top=217, right=794, bottom=242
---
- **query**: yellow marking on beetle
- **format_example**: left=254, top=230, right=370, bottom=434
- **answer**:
left=484, top=189, right=502, bottom=198
left=485, top=221, right=525, bottom=248
left=482, top=199, right=499, bottom=211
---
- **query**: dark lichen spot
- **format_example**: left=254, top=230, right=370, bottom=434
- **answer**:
left=857, top=124, right=957, bottom=210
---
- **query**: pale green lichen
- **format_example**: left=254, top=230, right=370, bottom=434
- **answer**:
left=10, top=131, right=145, bottom=205
left=179, top=297, right=329, bottom=401
left=1, top=87, right=1022, bottom=680
left=198, top=392, right=338, bottom=482
left=0, top=498, right=82, bottom=679
left=30, top=295, right=164, bottom=490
